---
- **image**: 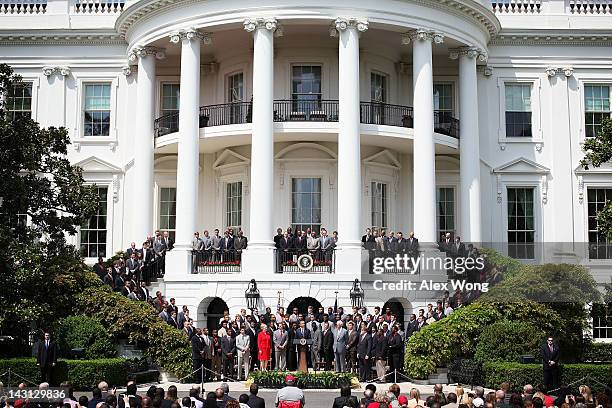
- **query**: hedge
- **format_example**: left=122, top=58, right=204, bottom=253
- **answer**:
left=582, top=342, right=612, bottom=363
left=75, top=285, right=192, bottom=379
left=54, top=315, right=116, bottom=359
left=247, top=370, right=358, bottom=389
left=404, top=300, right=562, bottom=379
left=474, top=320, right=545, bottom=363
left=0, top=358, right=128, bottom=390
left=481, top=362, right=612, bottom=394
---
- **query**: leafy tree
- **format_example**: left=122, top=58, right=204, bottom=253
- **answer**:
left=580, top=118, right=612, bottom=239
left=0, top=63, right=99, bottom=339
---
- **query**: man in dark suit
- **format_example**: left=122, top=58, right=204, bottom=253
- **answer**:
left=292, top=230, right=307, bottom=254
left=333, top=384, right=359, bottom=408
left=405, top=314, right=418, bottom=338
left=126, top=242, right=138, bottom=259
left=345, top=321, right=359, bottom=374
left=356, top=324, right=372, bottom=382
left=246, top=384, right=265, bottom=408
left=406, top=232, right=419, bottom=259
left=200, top=328, right=213, bottom=382
left=273, top=228, right=283, bottom=249
left=221, top=329, right=236, bottom=378
left=93, top=256, right=106, bottom=279
left=542, top=336, right=560, bottom=392
left=361, top=228, right=375, bottom=250
left=37, top=332, right=58, bottom=384
left=321, top=322, right=334, bottom=371
left=191, top=329, right=204, bottom=383
left=221, top=230, right=234, bottom=262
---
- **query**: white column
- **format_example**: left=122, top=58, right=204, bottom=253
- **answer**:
left=452, top=47, right=483, bottom=243
left=333, top=17, right=369, bottom=276
left=241, top=18, right=278, bottom=274
left=411, top=30, right=443, bottom=245
left=172, top=29, right=208, bottom=249
left=129, top=46, right=162, bottom=242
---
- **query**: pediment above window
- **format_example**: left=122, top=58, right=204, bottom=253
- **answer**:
left=492, top=158, right=550, bottom=174
left=213, top=149, right=250, bottom=170
left=74, top=156, right=122, bottom=174
left=275, top=143, right=337, bottom=162
left=362, top=149, right=401, bottom=170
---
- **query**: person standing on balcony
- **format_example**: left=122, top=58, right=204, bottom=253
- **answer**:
left=221, top=230, right=234, bottom=263
left=211, top=229, right=222, bottom=262
left=307, top=231, right=320, bottom=258
left=201, top=230, right=212, bottom=259
left=319, top=228, right=331, bottom=263
left=273, top=228, right=284, bottom=248
left=192, top=232, right=203, bottom=274
left=292, top=230, right=307, bottom=255
left=279, top=232, right=292, bottom=267
left=234, top=229, right=248, bottom=261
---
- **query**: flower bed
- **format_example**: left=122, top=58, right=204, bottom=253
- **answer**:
left=247, top=370, right=357, bottom=389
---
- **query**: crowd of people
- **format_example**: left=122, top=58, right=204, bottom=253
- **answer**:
left=5, top=375, right=611, bottom=408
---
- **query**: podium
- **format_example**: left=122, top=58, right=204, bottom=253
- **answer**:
left=292, top=338, right=313, bottom=373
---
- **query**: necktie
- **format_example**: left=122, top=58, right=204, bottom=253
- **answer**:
left=46, top=341, right=49, bottom=349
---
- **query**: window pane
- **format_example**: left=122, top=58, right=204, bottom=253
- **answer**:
left=587, top=187, right=612, bottom=259
left=507, top=187, right=535, bottom=259
left=80, top=187, right=108, bottom=258
left=291, top=178, right=321, bottom=233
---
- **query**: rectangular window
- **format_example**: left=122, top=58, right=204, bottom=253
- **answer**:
left=227, top=73, right=245, bottom=124
left=6, top=82, right=33, bottom=121
left=371, top=73, right=387, bottom=103
left=584, top=85, right=611, bottom=138
left=592, top=304, right=612, bottom=339
left=507, top=187, right=535, bottom=259
left=226, top=181, right=242, bottom=230
left=161, top=83, right=180, bottom=116
left=80, top=187, right=108, bottom=258
left=437, top=187, right=455, bottom=239
left=505, top=84, right=532, bottom=138
left=291, top=65, right=322, bottom=112
left=587, top=188, right=612, bottom=259
left=159, top=187, right=176, bottom=241
left=83, top=83, right=111, bottom=136
left=291, top=177, right=321, bottom=234
left=371, top=181, right=387, bottom=231
left=433, top=83, right=453, bottom=112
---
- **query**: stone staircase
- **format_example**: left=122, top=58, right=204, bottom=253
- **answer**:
left=427, top=367, right=449, bottom=384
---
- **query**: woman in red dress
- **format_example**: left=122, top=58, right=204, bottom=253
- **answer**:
left=257, top=323, right=272, bottom=371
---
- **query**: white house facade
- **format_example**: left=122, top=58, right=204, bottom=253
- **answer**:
left=2, top=0, right=612, bottom=337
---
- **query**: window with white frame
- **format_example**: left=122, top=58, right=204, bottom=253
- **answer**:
left=584, top=85, right=611, bottom=138
left=291, top=178, right=321, bottom=234
left=592, top=303, right=612, bottom=339
left=6, top=82, right=33, bottom=121
left=505, top=84, right=532, bottom=138
left=587, top=187, right=612, bottom=259
left=227, top=73, right=245, bottom=124
left=159, top=187, right=176, bottom=240
left=291, top=65, right=322, bottom=111
left=226, top=181, right=242, bottom=230
left=161, top=83, right=180, bottom=116
left=371, top=72, right=387, bottom=103
left=507, top=187, right=535, bottom=259
left=433, top=83, right=453, bottom=113
left=83, top=83, right=111, bottom=137
left=80, top=186, right=108, bottom=258
left=371, top=181, right=387, bottom=231
left=437, top=187, right=455, bottom=239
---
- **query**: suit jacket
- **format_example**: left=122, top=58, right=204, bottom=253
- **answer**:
left=452, top=241, right=466, bottom=257
left=295, top=327, right=311, bottom=340
left=292, top=236, right=307, bottom=250
left=125, top=247, right=138, bottom=258
left=322, top=330, right=334, bottom=355
left=406, top=237, right=419, bottom=254
left=542, top=343, right=560, bottom=370
left=37, top=340, right=58, bottom=366
left=346, top=329, right=359, bottom=351
left=307, top=236, right=320, bottom=250
left=332, top=327, right=348, bottom=353
left=273, top=329, right=288, bottom=351
left=371, top=334, right=388, bottom=359
left=221, top=236, right=234, bottom=251
left=126, top=258, right=139, bottom=274
left=387, top=333, right=402, bottom=355
left=192, top=237, right=203, bottom=251
left=221, top=336, right=236, bottom=357
left=333, top=396, right=358, bottom=408
left=191, top=334, right=204, bottom=360
left=138, top=248, right=154, bottom=264
left=201, top=335, right=213, bottom=359
left=274, top=234, right=283, bottom=249
left=153, top=239, right=167, bottom=255
left=201, top=236, right=213, bottom=250
left=234, top=236, right=248, bottom=251
left=163, top=237, right=174, bottom=251
left=320, top=236, right=331, bottom=251
left=211, top=235, right=222, bottom=250
left=246, top=394, right=265, bottom=408
left=311, top=329, right=322, bottom=352
left=356, top=332, right=371, bottom=358
left=236, top=334, right=250, bottom=352
left=279, top=237, right=292, bottom=250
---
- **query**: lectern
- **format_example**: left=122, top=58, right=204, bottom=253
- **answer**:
left=292, top=338, right=313, bottom=373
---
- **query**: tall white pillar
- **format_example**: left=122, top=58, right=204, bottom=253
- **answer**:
left=129, top=46, right=163, bottom=243
left=171, top=29, right=208, bottom=249
left=452, top=47, right=483, bottom=243
left=242, top=18, right=278, bottom=274
left=333, top=17, right=369, bottom=276
left=411, top=30, right=443, bottom=245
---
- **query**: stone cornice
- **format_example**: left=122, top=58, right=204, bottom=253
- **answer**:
left=0, top=30, right=125, bottom=45
left=491, top=31, right=612, bottom=46
left=115, top=0, right=499, bottom=40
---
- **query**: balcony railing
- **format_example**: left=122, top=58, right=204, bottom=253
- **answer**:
left=192, top=249, right=242, bottom=273
left=1, top=0, right=47, bottom=13
left=360, top=101, right=414, bottom=127
left=568, top=0, right=612, bottom=13
left=153, top=101, right=460, bottom=139
left=491, top=0, right=542, bottom=13
left=73, top=0, right=124, bottom=13
left=275, top=248, right=335, bottom=273
left=434, top=110, right=460, bottom=138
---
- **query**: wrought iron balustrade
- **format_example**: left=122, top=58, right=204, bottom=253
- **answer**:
left=273, top=99, right=339, bottom=122
left=275, top=248, right=335, bottom=273
left=434, top=110, right=460, bottom=139
left=192, top=249, right=242, bottom=273
left=1, top=0, right=46, bottom=13
left=360, top=101, right=414, bottom=127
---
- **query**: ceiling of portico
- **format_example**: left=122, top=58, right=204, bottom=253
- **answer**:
left=149, top=23, right=468, bottom=68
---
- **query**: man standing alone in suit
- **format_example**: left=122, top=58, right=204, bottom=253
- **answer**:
left=37, top=332, right=58, bottom=384
left=542, top=336, right=560, bottom=392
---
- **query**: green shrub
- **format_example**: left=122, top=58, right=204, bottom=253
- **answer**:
left=75, top=286, right=191, bottom=379
left=482, top=362, right=612, bottom=393
left=0, top=358, right=127, bottom=390
left=475, top=320, right=545, bottom=363
left=248, top=370, right=356, bottom=389
left=582, top=341, right=612, bottom=362
left=479, top=248, right=523, bottom=279
left=404, top=300, right=561, bottom=379
left=54, top=315, right=116, bottom=359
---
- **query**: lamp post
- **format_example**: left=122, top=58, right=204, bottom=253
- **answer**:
left=350, top=278, right=364, bottom=309
left=245, top=278, right=260, bottom=310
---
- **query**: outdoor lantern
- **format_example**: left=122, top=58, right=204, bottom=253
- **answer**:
left=350, top=278, right=364, bottom=309
left=245, top=278, right=260, bottom=310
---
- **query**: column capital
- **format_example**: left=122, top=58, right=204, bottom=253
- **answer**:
left=128, top=46, right=166, bottom=63
left=401, top=29, right=444, bottom=45
left=329, top=17, right=369, bottom=37
left=42, top=66, right=71, bottom=77
left=243, top=17, right=279, bottom=33
left=169, top=28, right=212, bottom=45
left=449, top=46, right=487, bottom=62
